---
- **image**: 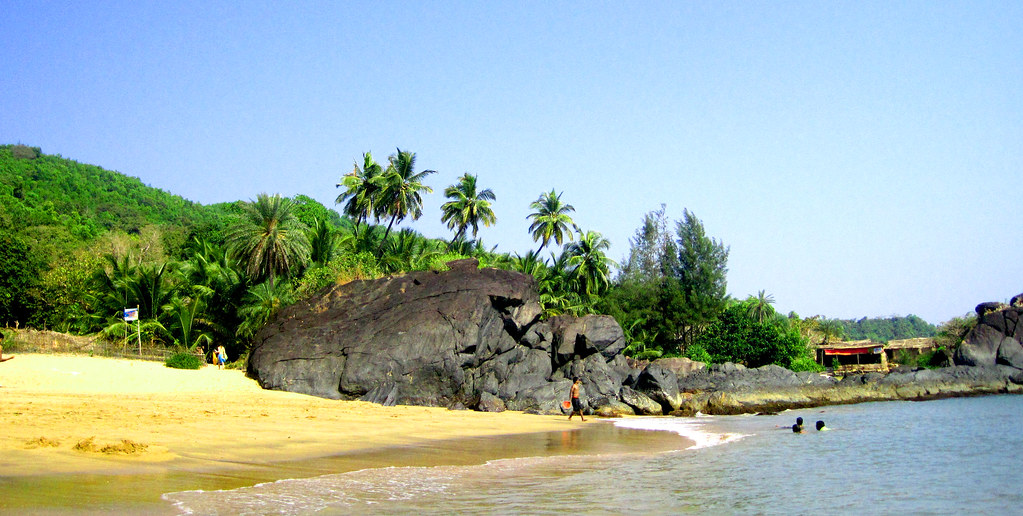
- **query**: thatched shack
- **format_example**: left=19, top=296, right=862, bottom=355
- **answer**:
left=885, top=337, right=939, bottom=364
left=816, top=340, right=887, bottom=372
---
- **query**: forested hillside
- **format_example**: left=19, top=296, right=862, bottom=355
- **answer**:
left=0, top=144, right=224, bottom=244
left=836, top=315, right=936, bottom=343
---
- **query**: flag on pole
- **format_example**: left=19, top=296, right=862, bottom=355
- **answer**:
left=123, top=308, right=139, bottom=321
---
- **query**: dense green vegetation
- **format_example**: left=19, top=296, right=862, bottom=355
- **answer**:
left=836, top=315, right=936, bottom=343
left=0, top=144, right=940, bottom=370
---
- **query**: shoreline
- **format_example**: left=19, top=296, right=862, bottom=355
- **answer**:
left=0, top=354, right=590, bottom=477
left=0, top=354, right=692, bottom=513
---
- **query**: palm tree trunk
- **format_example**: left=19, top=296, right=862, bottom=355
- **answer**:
left=447, top=227, right=466, bottom=250
left=382, top=215, right=397, bottom=242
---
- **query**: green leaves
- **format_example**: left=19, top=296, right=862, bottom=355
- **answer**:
left=226, top=193, right=310, bottom=288
left=441, top=173, right=497, bottom=247
left=693, top=300, right=812, bottom=368
left=527, top=189, right=577, bottom=253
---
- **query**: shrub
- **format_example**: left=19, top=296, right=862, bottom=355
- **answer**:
left=683, top=343, right=713, bottom=364
left=634, top=349, right=663, bottom=361
left=165, top=351, right=202, bottom=370
left=789, top=355, right=824, bottom=372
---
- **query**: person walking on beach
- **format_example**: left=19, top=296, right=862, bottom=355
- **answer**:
left=215, top=345, right=227, bottom=369
left=568, top=377, right=585, bottom=421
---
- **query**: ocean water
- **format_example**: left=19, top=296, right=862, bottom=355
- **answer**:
left=164, top=395, right=1023, bottom=515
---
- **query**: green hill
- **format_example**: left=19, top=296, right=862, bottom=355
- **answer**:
left=0, top=144, right=345, bottom=332
left=0, top=144, right=227, bottom=250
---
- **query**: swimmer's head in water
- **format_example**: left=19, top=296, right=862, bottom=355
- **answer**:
left=796, top=417, right=803, bottom=426
left=816, top=420, right=826, bottom=431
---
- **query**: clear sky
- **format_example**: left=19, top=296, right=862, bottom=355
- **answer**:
left=2, top=1, right=1020, bottom=324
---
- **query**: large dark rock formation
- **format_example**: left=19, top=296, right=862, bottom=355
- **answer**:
left=248, top=259, right=628, bottom=413
left=250, top=270, right=1023, bottom=416
left=954, top=297, right=1023, bottom=369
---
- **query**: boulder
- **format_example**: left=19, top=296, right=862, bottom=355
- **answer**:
left=1011, top=293, right=1023, bottom=308
left=651, top=357, right=706, bottom=377
left=997, top=338, right=1023, bottom=369
left=507, top=380, right=573, bottom=415
left=976, top=302, right=1008, bottom=317
left=955, top=308, right=1023, bottom=369
left=635, top=363, right=682, bottom=411
left=549, top=314, right=627, bottom=365
left=558, top=353, right=626, bottom=401
left=620, top=385, right=663, bottom=415
left=477, top=391, right=506, bottom=412
left=592, top=396, right=635, bottom=417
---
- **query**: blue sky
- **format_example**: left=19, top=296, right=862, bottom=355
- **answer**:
left=2, top=1, right=1020, bottom=324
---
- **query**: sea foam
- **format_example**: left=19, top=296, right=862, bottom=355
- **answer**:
left=611, top=416, right=748, bottom=449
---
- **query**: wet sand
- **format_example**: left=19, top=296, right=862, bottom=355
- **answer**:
left=0, top=354, right=691, bottom=514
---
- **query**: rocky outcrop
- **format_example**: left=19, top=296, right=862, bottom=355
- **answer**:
left=251, top=272, right=1023, bottom=417
left=668, top=363, right=1023, bottom=416
left=954, top=300, right=1023, bottom=369
left=248, top=259, right=628, bottom=413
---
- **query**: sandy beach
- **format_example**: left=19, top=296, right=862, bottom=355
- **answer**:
left=0, top=353, right=585, bottom=478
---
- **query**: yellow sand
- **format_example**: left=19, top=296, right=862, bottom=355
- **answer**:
left=0, top=354, right=582, bottom=477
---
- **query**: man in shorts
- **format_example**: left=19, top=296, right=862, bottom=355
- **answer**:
left=568, top=377, right=585, bottom=421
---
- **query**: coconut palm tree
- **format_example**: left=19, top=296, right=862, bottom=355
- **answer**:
left=375, top=149, right=436, bottom=241
left=564, top=230, right=616, bottom=297
left=336, top=152, right=383, bottom=237
left=226, top=193, right=310, bottom=288
left=746, top=290, right=776, bottom=323
left=818, top=318, right=844, bottom=345
left=441, top=173, right=497, bottom=248
left=527, top=189, right=578, bottom=253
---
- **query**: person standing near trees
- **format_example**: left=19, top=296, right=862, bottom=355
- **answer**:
left=568, top=377, right=585, bottom=421
left=216, top=345, right=227, bottom=369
